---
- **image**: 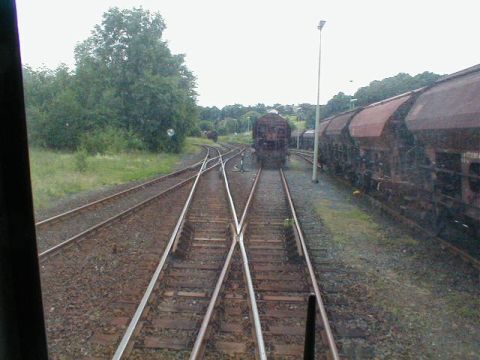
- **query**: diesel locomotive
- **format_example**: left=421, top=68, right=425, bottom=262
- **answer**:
left=253, top=113, right=291, bottom=167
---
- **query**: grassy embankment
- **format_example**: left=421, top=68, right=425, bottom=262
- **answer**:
left=313, top=192, right=480, bottom=357
left=29, top=137, right=214, bottom=209
left=218, top=131, right=252, bottom=145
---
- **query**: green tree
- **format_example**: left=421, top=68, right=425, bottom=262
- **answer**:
left=74, top=7, right=197, bottom=151
left=240, top=110, right=261, bottom=132
left=322, top=92, right=352, bottom=118
left=354, top=72, right=442, bottom=107
left=23, top=65, right=86, bottom=149
left=198, top=120, right=213, bottom=132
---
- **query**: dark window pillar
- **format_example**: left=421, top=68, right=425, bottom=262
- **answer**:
left=0, top=1, right=49, bottom=358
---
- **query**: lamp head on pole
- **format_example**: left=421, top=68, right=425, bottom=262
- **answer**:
left=318, top=20, right=326, bottom=31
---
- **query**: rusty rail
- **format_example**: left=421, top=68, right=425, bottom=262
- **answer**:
left=36, top=146, right=212, bottom=228
left=280, top=168, right=340, bottom=360
left=39, top=175, right=195, bottom=259
left=190, top=152, right=267, bottom=360
left=39, top=147, right=238, bottom=259
left=111, top=149, right=241, bottom=360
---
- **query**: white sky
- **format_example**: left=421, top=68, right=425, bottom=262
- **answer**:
left=16, top=0, right=480, bottom=107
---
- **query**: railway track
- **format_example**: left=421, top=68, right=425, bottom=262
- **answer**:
left=109, top=149, right=338, bottom=359
left=110, top=150, right=254, bottom=359
left=41, top=146, right=339, bottom=358
left=37, top=146, right=233, bottom=258
left=40, top=148, right=243, bottom=358
left=290, top=149, right=480, bottom=270
left=241, top=168, right=338, bottom=359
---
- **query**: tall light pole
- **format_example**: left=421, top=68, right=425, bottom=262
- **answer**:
left=312, top=20, right=326, bottom=182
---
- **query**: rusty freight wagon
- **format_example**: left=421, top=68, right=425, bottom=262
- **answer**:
left=253, top=113, right=291, bottom=167
left=405, top=65, right=480, bottom=236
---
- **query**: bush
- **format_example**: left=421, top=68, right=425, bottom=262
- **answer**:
left=74, top=147, right=88, bottom=172
left=79, top=127, right=146, bottom=155
left=189, top=125, right=201, bottom=137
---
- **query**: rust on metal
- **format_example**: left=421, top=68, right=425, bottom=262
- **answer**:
left=324, top=109, right=358, bottom=137
left=280, top=169, right=339, bottom=360
left=318, top=119, right=331, bottom=137
left=350, top=92, right=413, bottom=138
left=406, top=66, right=480, bottom=150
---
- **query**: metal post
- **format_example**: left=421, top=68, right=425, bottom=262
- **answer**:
left=312, top=20, right=326, bottom=182
left=304, top=294, right=316, bottom=359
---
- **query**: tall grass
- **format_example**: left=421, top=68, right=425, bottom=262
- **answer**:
left=218, top=132, right=252, bottom=145
left=29, top=137, right=212, bottom=210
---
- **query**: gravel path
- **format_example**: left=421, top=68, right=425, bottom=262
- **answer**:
left=285, top=157, right=480, bottom=359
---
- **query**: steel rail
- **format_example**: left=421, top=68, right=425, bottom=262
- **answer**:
left=38, top=151, right=211, bottom=259
left=39, top=176, right=193, bottom=259
left=189, top=234, right=236, bottom=359
left=220, top=150, right=240, bottom=231
left=111, top=149, right=242, bottom=360
left=190, top=152, right=267, bottom=360
left=236, top=167, right=267, bottom=360
left=237, top=231, right=267, bottom=360
left=189, top=148, right=241, bottom=358
left=39, top=148, right=237, bottom=259
left=36, top=146, right=212, bottom=227
left=280, top=168, right=340, bottom=360
left=238, top=167, right=262, bottom=231
left=294, top=152, right=480, bottom=270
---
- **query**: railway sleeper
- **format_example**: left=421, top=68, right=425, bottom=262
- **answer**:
left=173, top=221, right=194, bottom=258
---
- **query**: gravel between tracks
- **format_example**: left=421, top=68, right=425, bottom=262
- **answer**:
left=36, top=167, right=200, bottom=253
left=226, top=149, right=258, bottom=216
left=40, top=181, right=193, bottom=359
left=285, top=157, right=480, bottom=359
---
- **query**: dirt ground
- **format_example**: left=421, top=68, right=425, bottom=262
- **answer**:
left=285, top=157, right=480, bottom=359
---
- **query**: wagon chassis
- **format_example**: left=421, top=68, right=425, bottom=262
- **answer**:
left=291, top=149, right=480, bottom=271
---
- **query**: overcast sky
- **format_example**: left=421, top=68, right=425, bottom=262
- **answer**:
left=16, top=0, right=480, bottom=107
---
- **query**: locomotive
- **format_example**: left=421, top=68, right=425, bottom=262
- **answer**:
left=206, top=130, right=218, bottom=142
left=253, top=113, right=291, bottom=167
left=296, top=64, right=480, bottom=237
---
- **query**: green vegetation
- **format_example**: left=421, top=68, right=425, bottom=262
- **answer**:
left=318, top=72, right=442, bottom=125
left=314, top=197, right=421, bottom=250
left=218, top=132, right=252, bottom=145
left=29, top=138, right=211, bottom=209
left=197, top=72, right=442, bottom=131
left=312, top=184, right=480, bottom=357
left=24, top=7, right=196, bottom=154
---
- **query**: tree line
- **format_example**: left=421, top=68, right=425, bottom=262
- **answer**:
left=23, top=6, right=443, bottom=152
left=24, top=7, right=197, bottom=154
left=199, top=72, right=442, bottom=131
left=318, top=71, right=442, bottom=124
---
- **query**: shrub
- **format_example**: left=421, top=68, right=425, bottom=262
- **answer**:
left=74, top=147, right=88, bottom=172
left=189, top=125, right=201, bottom=137
left=79, top=127, right=146, bottom=155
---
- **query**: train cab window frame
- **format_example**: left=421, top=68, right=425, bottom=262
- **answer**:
left=469, top=162, right=480, bottom=193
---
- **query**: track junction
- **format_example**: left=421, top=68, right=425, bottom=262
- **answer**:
left=38, top=145, right=340, bottom=359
